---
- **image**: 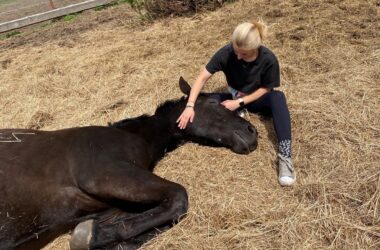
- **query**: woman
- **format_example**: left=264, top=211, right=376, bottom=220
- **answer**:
left=176, top=21, right=296, bottom=186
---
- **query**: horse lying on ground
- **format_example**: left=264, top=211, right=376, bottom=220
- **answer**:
left=0, top=77, right=258, bottom=250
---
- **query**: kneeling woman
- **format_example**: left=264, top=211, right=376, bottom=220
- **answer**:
left=177, top=20, right=296, bottom=186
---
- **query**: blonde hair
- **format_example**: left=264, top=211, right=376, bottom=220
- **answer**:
left=231, top=20, right=268, bottom=50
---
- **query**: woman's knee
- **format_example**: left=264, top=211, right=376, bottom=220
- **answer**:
left=268, top=90, right=287, bottom=105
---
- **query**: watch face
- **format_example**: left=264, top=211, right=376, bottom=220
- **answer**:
left=239, top=99, right=245, bottom=107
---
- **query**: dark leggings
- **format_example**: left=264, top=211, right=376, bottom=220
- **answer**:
left=206, top=90, right=291, bottom=143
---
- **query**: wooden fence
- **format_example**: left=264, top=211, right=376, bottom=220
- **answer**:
left=0, top=0, right=114, bottom=33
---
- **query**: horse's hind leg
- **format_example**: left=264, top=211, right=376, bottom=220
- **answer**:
left=91, top=185, right=187, bottom=248
left=110, top=225, right=172, bottom=250
left=71, top=217, right=169, bottom=250
left=70, top=208, right=165, bottom=250
left=92, top=225, right=170, bottom=250
left=71, top=166, right=188, bottom=249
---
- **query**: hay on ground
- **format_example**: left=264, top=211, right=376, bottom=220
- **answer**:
left=0, top=0, right=379, bottom=249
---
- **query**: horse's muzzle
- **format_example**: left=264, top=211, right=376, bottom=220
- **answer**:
left=231, top=125, right=258, bottom=154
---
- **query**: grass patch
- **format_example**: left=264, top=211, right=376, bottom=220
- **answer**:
left=0, top=30, right=21, bottom=40
left=63, top=14, right=77, bottom=22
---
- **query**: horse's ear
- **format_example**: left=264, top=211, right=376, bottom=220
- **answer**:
left=179, top=76, right=191, bottom=95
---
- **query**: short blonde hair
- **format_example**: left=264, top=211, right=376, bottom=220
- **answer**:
left=231, top=21, right=268, bottom=50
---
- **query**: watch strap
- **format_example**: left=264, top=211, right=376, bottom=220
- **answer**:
left=238, top=98, right=245, bottom=107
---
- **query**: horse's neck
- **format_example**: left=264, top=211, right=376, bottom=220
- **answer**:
left=122, top=114, right=182, bottom=161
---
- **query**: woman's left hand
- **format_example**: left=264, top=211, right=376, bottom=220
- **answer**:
left=221, top=99, right=240, bottom=111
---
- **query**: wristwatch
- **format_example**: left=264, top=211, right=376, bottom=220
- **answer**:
left=238, top=98, right=245, bottom=108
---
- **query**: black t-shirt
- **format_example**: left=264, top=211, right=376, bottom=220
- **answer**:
left=205, top=43, right=280, bottom=94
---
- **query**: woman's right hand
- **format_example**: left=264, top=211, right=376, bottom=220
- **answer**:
left=176, top=67, right=211, bottom=129
left=176, top=107, right=195, bottom=129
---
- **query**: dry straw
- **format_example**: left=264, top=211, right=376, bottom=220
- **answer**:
left=0, top=0, right=379, bottom=249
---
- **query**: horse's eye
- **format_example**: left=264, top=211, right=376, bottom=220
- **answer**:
left=208, top=100, right=219, bottom=105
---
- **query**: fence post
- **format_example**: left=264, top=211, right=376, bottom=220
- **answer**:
left=49, top=0, right=56, bottom=9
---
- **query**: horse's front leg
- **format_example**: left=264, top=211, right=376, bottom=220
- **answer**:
left=70, top=165, right=188, bottom=249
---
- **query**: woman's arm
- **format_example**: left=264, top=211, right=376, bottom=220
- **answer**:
left=242, top=87, right=270, bottom=104
left=221, top=87, right=270, bottom=111
left=187, top=68, right=212, bottom=105
left=177, top=68, right=212, bottom=129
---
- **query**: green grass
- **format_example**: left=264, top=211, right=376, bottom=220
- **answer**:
left=63, top=14, right=77, bottom=21
left=120, top=0, right=137, bottom=4
left=0, top=30, right=21, bottom=40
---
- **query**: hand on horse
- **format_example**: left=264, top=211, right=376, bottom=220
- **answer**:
left=221, top=99, right=240, bottom=111
left=177, top=107, right=195, bottom=129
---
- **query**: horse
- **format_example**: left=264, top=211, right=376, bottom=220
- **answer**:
left=0, top=77, right=258, bottom=250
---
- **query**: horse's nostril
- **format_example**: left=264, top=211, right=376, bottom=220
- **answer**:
left=248, top=126, right=254, bottom=133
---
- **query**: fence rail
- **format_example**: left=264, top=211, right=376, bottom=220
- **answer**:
left=0, top=0, right=114, bottom=33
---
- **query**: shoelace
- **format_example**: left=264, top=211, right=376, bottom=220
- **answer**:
left=278, top=154, right=294, bottom=173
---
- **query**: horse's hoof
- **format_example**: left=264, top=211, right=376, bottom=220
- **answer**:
left=69, top=219, right=94, bottom=250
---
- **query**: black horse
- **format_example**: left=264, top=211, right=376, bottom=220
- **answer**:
left=0, top=77, right=257, bottom=250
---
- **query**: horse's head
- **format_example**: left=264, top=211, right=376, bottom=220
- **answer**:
left=178, top=77, right=258, bottom=154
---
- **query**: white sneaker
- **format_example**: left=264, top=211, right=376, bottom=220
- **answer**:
left=278, top=154, right=296, bottom=186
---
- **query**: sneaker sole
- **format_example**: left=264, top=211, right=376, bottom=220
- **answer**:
left=279, top=176, right=296, bottom=186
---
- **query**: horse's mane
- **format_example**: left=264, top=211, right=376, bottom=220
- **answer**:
left=108, top=97, right=186, bottom=129
left=154, top=98, right=184, bottom=115
left=108, top=115, right=150, bottom=128
left=154, top=94, right=209, bottom=115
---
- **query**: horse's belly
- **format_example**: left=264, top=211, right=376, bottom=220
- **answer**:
left=0, top=184, right=108, bottom=248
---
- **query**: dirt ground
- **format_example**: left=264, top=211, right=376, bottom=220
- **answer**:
left=0, top=0, right=379, bottom=249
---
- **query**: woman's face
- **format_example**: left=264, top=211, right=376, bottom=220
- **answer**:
left=233, top=44, right=258, bottom=62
